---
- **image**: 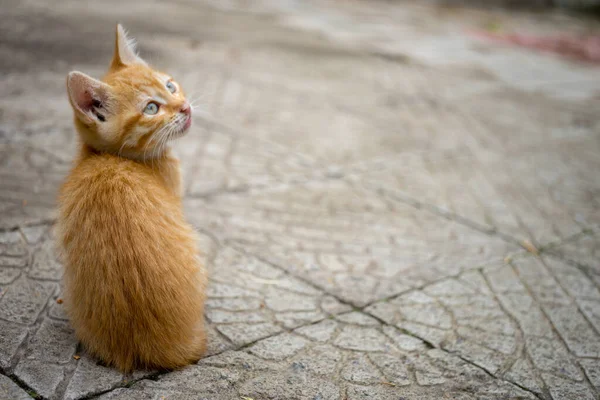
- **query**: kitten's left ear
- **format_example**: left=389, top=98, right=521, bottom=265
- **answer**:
left=67, top=71, right=114, bottom=124
left=110, top=24, right=147, bottom=69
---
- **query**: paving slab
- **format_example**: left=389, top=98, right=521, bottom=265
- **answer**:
left=550, top=231, right=600, bottom=268
left=0, top=374, right=32, bottom=400
left=93, top=314, right=536, bottom=400
left=205, top=244, right=351, bottom=345
left=186, top=180, right=516, bottom=307
left=366, top=254, right=600, bottom=399
left=355, top=133, right=600, bottom=246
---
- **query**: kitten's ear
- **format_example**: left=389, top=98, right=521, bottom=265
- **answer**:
left=67, top=71, right=113, bottom=123
left=111, top=24, right=147, bottom=69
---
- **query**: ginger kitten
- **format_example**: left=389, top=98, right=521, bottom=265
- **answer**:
left=57, top=25, right=206, bottom=372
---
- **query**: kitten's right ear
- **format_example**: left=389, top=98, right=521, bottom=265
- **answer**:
left=67, top=71, right=113, bottom=124
left=110, top=24, right=147, bottom=69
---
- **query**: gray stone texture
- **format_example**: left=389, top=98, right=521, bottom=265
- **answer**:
left=0, top=374, right=32, bottom=400
left=96, top=317, right=536, bottom=400
left=1, top=0, right=600, bottom=398
left=366, top=255, right=600, bottom=398
left=63, top=355, right=127, bottom=400
left=185, top=181, right=516, bottom=307
left=0, top=322, right=29, bottom=370
left=0, top=277, right=57, bottom=324
left=206, top=246, right=351, bottom=345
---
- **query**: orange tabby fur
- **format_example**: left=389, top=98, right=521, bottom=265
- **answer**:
left=57, top=25, right=206, bottom=372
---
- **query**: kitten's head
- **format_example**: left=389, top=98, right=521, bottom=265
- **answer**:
left=66, top=25, right=191, bottom=160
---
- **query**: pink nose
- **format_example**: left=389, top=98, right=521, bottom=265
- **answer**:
left=180, top=102, right=191, bottom=115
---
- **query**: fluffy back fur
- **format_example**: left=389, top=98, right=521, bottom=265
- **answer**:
left=57, top=25, right=206, bottom=372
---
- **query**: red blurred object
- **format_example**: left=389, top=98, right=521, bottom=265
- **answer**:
left=470, top=30, right=600, bottom=64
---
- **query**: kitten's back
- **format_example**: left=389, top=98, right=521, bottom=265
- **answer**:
left=58, top=150, right=206, bottom=372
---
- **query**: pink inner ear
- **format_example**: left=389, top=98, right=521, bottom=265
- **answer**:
left=75, top=89, right=94, bottom=113
left=69, top=73, right=100, bottom=114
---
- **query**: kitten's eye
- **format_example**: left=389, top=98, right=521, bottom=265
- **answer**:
left=166, top=81, right=176, bottom=94
left=144, top=102, right=159, bottom=115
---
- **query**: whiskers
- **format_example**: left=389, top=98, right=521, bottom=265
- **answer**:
left=117, top=141, right=128, bottom=158
left=142, top=116, right=184, bottom=168
left=187, top=93, right=209, bottom=116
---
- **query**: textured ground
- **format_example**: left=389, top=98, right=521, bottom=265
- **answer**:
left=1, top=0, right=600, bottom=399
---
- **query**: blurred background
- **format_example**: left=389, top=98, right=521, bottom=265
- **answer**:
left=1, top=0, right=599, bottom=230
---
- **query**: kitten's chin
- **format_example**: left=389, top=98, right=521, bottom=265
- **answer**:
left=183, top=117, right=192, bottom=131
left=174, top=116, right=192, bottom=137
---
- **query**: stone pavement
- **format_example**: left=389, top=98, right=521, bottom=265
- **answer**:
left=1, top=0, right=600, bottom=399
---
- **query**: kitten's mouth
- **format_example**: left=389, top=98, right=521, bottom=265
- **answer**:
left=183, top=116, right=192, bottom=131
left=172, top=115, right=192, bottom=137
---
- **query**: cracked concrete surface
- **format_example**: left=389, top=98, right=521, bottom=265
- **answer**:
left=1, top=0, right=600, bottom=399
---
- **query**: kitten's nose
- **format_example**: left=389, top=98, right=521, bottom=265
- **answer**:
left=180, top=102, right=191, bottom=116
